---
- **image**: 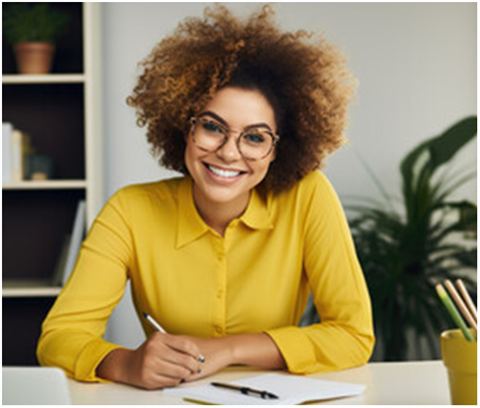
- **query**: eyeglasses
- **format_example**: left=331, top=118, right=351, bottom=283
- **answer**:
left=190, top=116, right=279, bottom=160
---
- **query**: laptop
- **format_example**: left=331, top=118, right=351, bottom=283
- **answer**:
left=3, top=366, right=72, bottom=405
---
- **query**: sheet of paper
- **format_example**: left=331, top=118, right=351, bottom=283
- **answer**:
left=164, top=373, right=366, bottom=405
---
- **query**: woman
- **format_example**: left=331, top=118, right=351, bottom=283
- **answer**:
left=38, top=5, right=374, bottom=390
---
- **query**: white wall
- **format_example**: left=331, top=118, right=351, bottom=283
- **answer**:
left=101, top=3, right=477, bottom=348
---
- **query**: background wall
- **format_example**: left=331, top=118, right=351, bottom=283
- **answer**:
left=101, top=3, right=477, bottom=349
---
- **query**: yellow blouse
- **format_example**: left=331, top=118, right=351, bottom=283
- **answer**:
left=37, top=171, right=374, bottom=381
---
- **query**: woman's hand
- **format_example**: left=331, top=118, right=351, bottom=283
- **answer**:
left=97, top=332, right=283, bottom=389
left=180, top=336, right=235, bottom=382
left=97, top=332, right=203, bottom=390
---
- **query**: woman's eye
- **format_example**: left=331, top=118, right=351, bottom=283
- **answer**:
left=244, top=132, right=266, bottom=144
left=202, top=121, right=223, bottom=133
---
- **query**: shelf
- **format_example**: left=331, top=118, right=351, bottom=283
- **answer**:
left=3, top=180, right=87, bottom=190
left=2, top=74, right=85, bottom=84
left=3, top=280, right=62, bottom=297
left=2, top=2, right=100, bottom=367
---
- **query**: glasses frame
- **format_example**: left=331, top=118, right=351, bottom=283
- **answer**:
left=190, top=117, right=280, bottom=161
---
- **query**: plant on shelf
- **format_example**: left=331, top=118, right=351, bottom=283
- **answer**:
left=301, top=116, right=477, bottom=361
left=3, top=3, right=69, bottom=74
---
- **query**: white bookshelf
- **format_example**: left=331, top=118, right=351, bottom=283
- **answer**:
left=3, top=3, right=103, bottom=365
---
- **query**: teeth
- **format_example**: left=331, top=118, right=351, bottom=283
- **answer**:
left=207, top=164, right=241, bottom=178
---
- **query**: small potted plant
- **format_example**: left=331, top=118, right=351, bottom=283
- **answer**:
left=3, top=3, right=69, bottom=74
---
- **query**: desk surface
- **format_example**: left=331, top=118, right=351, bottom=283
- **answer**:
left=68, top=360, right=450, bottom=405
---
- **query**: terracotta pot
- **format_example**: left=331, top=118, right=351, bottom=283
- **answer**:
left=13, top=42, right=55, bottom=74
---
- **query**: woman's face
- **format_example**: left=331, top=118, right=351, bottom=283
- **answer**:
left=185, top=86, right=277, bottom=210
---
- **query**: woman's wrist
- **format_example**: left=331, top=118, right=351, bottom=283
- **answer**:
left=96, top=348, right=133, bottom=384
left=228, top=333, right=286, bottom=369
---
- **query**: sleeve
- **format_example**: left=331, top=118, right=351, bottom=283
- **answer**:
left=266, top=172, right=375, bottom=374
left=37, top=189, right=135, bottom=382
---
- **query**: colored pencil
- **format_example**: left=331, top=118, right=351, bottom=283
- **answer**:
left=436, top=283, right=475, bottom=342
left=444, top=280, right=477, bottom=332
left=455, top=279, right=477, bottom=322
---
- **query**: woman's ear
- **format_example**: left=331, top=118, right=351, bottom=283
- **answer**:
left=269, top=147, right=276, bottom=162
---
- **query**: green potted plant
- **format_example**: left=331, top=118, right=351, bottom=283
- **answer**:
left=301, top=116, right=477, bottom=361
left=3, top=3, right=69, bottom=74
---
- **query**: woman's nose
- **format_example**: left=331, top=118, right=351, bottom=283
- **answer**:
left=216, top=134, right=242, bottom=162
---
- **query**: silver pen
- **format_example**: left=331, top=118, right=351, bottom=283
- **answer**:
left=142, top=312, right=205, bottom=363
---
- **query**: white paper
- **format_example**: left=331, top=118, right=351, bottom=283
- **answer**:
left=164, top=373, right=366, bottom=405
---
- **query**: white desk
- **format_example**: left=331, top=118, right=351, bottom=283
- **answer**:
left=67, top=361, right=450, bottom=405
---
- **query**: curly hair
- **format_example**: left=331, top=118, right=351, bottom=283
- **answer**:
left=127, top=4, right=357, bottom=193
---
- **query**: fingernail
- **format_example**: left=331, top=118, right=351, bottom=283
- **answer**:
left=198, top=354, right=205, bottom=363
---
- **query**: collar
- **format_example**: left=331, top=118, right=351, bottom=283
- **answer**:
left=175, top=177, right=274, bottom=249
left=176, top=177, right=210, bottom=249
left=239, top=187, right=274, bottom=231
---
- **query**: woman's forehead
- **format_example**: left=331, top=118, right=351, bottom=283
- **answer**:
left=200, top=87, right=276, bottom=129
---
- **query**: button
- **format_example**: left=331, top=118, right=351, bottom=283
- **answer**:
left=216, top=326, right=223, bottom=334
left=216, top=290, right=223, bottom=299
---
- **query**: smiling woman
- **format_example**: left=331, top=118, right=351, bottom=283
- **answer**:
left=37, top=4, right=375, bottom=391
left=185, top=87, right=277, bottom=235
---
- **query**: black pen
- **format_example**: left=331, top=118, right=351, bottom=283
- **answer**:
left=211, top=382, right=279, bottom=399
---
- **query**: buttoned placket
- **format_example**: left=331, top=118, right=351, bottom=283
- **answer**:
left=212, top=233, right=227, bottom=337
left=211, top=220, right=241, bottom=337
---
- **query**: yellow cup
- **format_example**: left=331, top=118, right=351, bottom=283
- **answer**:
left=441, top=329, right=477, bottom=405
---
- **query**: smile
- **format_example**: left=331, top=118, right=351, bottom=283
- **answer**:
left=203, top=163, right=246, bottom=179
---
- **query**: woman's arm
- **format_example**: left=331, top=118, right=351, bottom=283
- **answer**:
left=178, top=332, right=285, bottom=383
left=229, top=333, right=286, bottom=369
left=264, top=172, right=375, bottom=374
left=37, top=190, right=133, bottom=382
left=96, top=332, right=285, bottom=388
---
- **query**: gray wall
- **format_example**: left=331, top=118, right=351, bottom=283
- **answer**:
left=101, top=3, right=476, bottom=348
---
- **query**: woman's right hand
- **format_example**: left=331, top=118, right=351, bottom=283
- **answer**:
left=97, top=332, right=203, bottom=390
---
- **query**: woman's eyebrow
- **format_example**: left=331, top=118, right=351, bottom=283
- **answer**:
left=198, top=111, right=228, bottom=127
left=198, top=110, right=274, bottom=132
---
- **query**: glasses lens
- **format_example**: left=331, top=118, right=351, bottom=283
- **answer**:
left=239, top=129, right=274, bottom=159
left=193, top=118, right=226, bottom=151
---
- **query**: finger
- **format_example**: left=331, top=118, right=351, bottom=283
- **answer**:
left=162, top=350, right=201, bottom=376
left=155, top=358, right=193, bottom=380
left=145, top=372, right=184, bottom=390
left=163, top=335, right=203, bottom=362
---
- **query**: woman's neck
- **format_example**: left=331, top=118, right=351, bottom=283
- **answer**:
left=192, top=187, right=251, bottom=237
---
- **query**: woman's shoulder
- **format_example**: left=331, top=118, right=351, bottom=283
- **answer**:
left=299, top=169, right=330, bottom=188
left=266, top=171, right=337, bottom=215
left=108, top=176, right=186, bottom=206
left=275, top=170, right=335, bottom=201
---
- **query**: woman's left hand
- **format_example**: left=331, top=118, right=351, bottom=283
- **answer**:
left=178, top=336, right=235, bottom=382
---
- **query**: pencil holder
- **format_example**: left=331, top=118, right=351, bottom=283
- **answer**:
left=441, top=329, right=477, bottom=405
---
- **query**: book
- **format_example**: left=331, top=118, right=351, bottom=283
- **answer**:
left=51, top=234, right=72, bottom=287
left=62, top=200, right=86, bottom=286
left=2, top=123, right=13, bottom=183
left=11, top=129, right=34, bottom=181
left=164, top=373, right=366, bottom=405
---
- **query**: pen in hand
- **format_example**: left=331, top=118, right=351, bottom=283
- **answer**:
left=142, top=312, right=206, bottom=363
